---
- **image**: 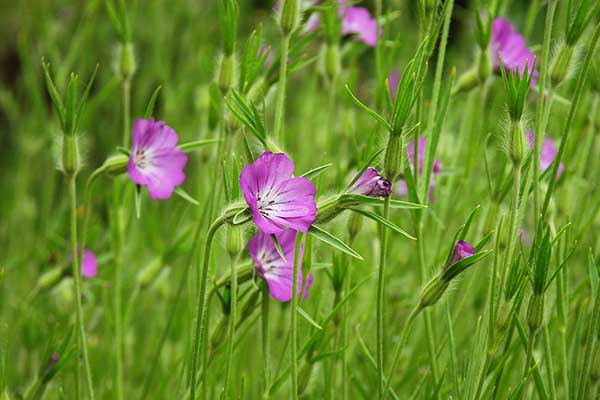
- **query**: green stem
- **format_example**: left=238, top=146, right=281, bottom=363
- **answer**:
left=341, top=237, right=355, bottom=400
left=543, top=326, right=557, bottom=400
left=111, top=181, right=125, bottom=400
left=523, top=330, right=536, bottom=388
left=416, top=217, right=440, bottom=390
left=556, top=268, right=569, bottom=399
left=290, top=232, right=303, bottom=400
left=383, top=305, right=422, bottom=396
left=189, top=214, right=228, bottom=400
left=274, top=34, right=290, bottom=144
left=122, top=79, right=131, bottom=147
left=503, top=162, right=522, bottom=277
left=223, top=254, right=238, bottom=399
left=376, top=196, right=391, bottom=399
left=261, top=281, right=271, bottom=399
left=576, top=270, right=600, bottom=400
left=532, top=0, right=557, bottom=225
left=68, top=175, right=95, bottom=400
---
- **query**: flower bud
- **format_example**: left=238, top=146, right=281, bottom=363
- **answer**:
left=118, top=42, right=137, bottom=81
left=314, top=196, right=344, bottom=224
left=550, top=44, right=573, bottom=87
left=37, top=266, right=65, bottom=291
left=419, top=276, right=449, bottom=309
left=324, top=43, right=340, bottom=81
left=384, top=135, right=403, bottom=181
left=100, top=154, right=129, bottom=176
left=61, top=135, right=81, bottom=176
left=278, top=0, right=300, bottom=35
left=135, top=258, right=163, bottom=289
left=226, top=226, right=243, bottom=258
left=526, top=294, right=544, bottom=333
left=453, top=69, right=479, bottom=95
left=217, top=53, right=236, bottom=95
left=509, top=120, right=525, bottom=165
left=348, top=167, right=392, bottom=198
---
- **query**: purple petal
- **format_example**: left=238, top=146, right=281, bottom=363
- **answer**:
left=69, top=247, right=98, bottom=278
left=338, top=4, right=377, bottom=47
left=448, top=240, right=475, bottom=267
left=490, top=18, right=538, bottom=87
left=348, top=167, right=392, bottom=197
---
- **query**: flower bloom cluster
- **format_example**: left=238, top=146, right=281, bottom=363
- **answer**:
left=490, top=18, right=538, bottom=86
left=396, top=137, right=441, bottom=200
left=241, top=151, right=317, bottom=301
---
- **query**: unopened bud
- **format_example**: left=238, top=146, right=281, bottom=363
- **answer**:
left=314, top=196, right=344, bottom=224
left=37, top=266, right=65, bottom=291
left=419, top=276, right=449, bottom=309
left=347, top=212, right=363, bottom=240
left=279, top=0, right=300, bottom=35
left=550, top=44, right=573, bottom=87
left=526, top=294, right=544, bottom=333
left=384, top=135, right=403, bottom=181
left=453, top=69, right=479, bottom=95
left=118, top=42, right=136, bottom=80
left=217, top=53, right=236, bottom=95
left=247, top=77, right=268, bottom=103
left=509, top=120, right=525, bottom=165
left=101, top=154, right=129, bottom=176
left=324, top=43, right=340, bottom=81
left=136, top=258, right=163, bottom=289
left=226, top=226, right=243, bottom=258
left=62, top=135, right=80, bottom=176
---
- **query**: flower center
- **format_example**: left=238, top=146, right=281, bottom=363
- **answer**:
left=134, top=149, right=148, bottom=169
left=256, top=193, right=277, bottom=216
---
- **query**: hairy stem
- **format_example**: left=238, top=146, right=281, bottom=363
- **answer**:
left=376, top=196, right=391, bottom=399
left=290, top=232, right=303, bottom=400
left=274, top=34, right=290, bottom=144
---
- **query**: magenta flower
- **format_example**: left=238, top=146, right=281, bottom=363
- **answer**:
left=127, top=118, right=188, bottom=200
left=526, top=130, right=564, bottom=177
left=240, top=151, right=317, bottom=234
left=249, top=230, right=313, bottom=302
left=396, top=137, right=441, bottom=200
left=447, top=240, right=475, bottom=268
left=338, top=2, right=378, bottom=47
left=68, top=248, right=98, bottom=278
left=349, top=167, right=392, bottom=197
left=388, top=70, right=400, bottom=99
left=490, top=18, right=538, bottom=86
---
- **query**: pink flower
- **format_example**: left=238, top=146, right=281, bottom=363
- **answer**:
left=526, top=130, right=564, bottom=177
left=490, top=18, right=538, bottom=86
left=127, top=118, right=188, bottom=200
left=447, top=240, right=475, bottom=268
left=388, top=70, right=400, bottom=99
left=249, top=230, right=313, bottom=302
left=240, top=151, right=317, bottom=234
left=68, top=248, right=98, bottom=278
left=348, top=167, right=392, bottom=197
left=338, top=2, right=377, bottom=47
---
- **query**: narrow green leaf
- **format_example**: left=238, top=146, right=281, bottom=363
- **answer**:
left=174, top=187, right=199, bottom=206
left=349, top=207, right=416, bottom=240
left=270, top=234, right=287, bottom=263
left=74, top=64, right=99, bottom=133
left=41, top=61, right=66, bottom=130
left=232, top=208, right=252, bottom=225
left=308, top=225, right=363, bottom=260
left=344, top=84, right=392, bottom=132
left=143, top=85, right=162, bottom=119
left=297, top=306, right=322, bottom=330
left=178, top=139, right=221, bottom=153
left=300, top=163, right=332, bottom=180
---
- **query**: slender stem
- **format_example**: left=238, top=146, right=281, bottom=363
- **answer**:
left=543, top=326, right=557, bottom=400
left=503, top=162, right=522, bottom=275
left=374, top=0, right=383, bottom=107
left=341, top=236, right=355, bottom=400
left=556, top=268, right=569, bottom=399
left=523, top=330, right=536, bottom=385
left=532, top=0, right=557, bottom=225
left=111, top=181, right=124, bottom=400
left=223, top=253, right=238, bottom=399
left=273, top=34, right=290, bottom=144
left=189, top=214, right=227, bottom=400
left=383, top=305, right=422, bottom=396
left=416, top=217, right=440, bottom=390
left=290, top=232, right=303, bottom=400
left=376, top=196, right=391, bottom=399
left=122, top=79, right=131, bottom=147
left=261, top=281, right=271, bottom=399
left=68, top=175, right=95, bottom=400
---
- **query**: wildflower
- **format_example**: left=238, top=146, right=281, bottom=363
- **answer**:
left=490, top=18, right=538, bottom=86
left=240, top=151, right=317, bottom=234
left=249, top=230, right=313, bottom=302
left=127, top=118, right=188, bottom=200
left=338, top=2, right=377, bottom=47
left=420, top=240, right=479, bottom=308
left=526, top=130, right=565, bottom=177
left=396, top=137, right=441, bottom=199
left=348, top=167, right=392, bottom=197
left=68, top=248, right=98, bottom=278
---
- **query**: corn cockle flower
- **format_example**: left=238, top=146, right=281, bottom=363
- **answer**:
left=526, top=130, right=564, bottom=177
left=240, top=151, right=317, bottom=234
left=127, top=118, right=188, bottom=200
left=68, top=248, right=98, bottom=278
left=338, top=2, right=377, bottom=47
left=349, top=167, right=392, bottom=197
left=396, top=137, right=441, bottom=200
left=490, top=18, right=538, bottom=86
left=447, top=240, right=475, bottom=268
left=249, top=230, right=313, bottom=302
